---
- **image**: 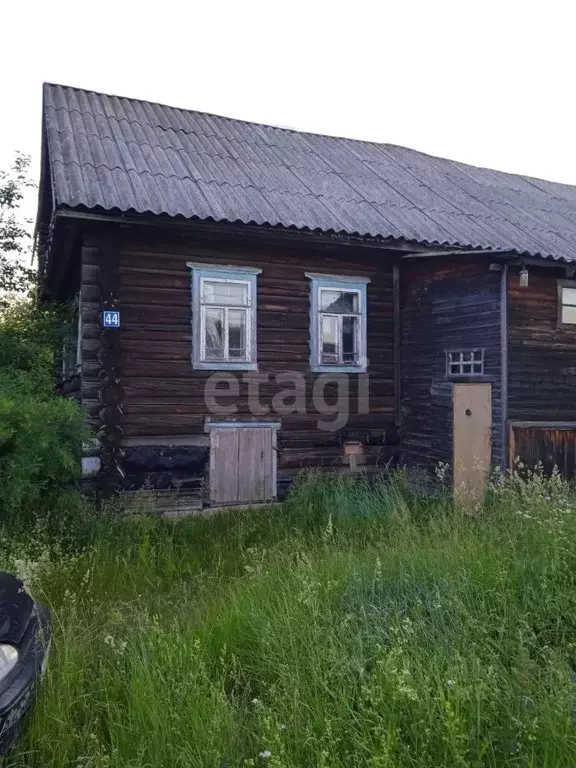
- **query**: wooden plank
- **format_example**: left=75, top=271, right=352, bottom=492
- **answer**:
left=237, top=428, right=264, bottom=503
left=209, top=428, right=239, bottom=504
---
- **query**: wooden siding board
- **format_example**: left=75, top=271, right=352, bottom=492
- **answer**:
left=511, top=426, right=576, bottom=477
left=209, top=428, right=240, bottom=504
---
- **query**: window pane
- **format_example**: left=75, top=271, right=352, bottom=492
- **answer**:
left=320, top=289, right=358, bottom=313
left=563, top=287, right=576, bottom=307
left=228, top=309, right=247, bottom=360
left=447, top=349, right=484, bottom=376
left=321, top=315, right=339, bottom=363
left=204, top=307, right=224, bottom=360
left=203, top=280, right=248, bottom=306
left=342, top=315, right=358, bottom=363
left=562, top=305, right=576, bottom=324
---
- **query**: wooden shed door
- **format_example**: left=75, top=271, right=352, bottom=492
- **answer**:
left=209, top=426, right=277, bottom=505
left=453, top=384, right=491, bottom=506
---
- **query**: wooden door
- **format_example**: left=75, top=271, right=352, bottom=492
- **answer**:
left=209, top=426, right=277, bottom=505
left=453, top=384, right=492, bottom=506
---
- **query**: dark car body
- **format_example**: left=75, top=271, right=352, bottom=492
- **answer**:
left=0, top=573, right=51, bottom=753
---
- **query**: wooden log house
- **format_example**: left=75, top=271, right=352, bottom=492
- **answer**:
left=36, top=83, right=576, bottom=508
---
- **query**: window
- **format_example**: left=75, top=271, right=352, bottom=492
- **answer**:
left=446, top=349, right=484, bottom=377
left=558, top=281, right=576, bottom=325
left=188, top=263, right=261, bottom=370
left=306, top=273, right=369, bottom=373
left=61, top=294, right=81, bottom=380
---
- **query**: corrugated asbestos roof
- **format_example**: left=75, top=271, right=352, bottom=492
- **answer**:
left=43, top=82, right=576, bottom=262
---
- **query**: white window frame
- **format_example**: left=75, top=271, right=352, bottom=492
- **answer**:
left=199, top=276, right=252, bottom=364
left=305, top=273, right=370, bottom=373
left=188, top=263, right=261, bottom=370
left=446, top=348, right=485, bottom=377
left=558, top=280, right=576, bottom=326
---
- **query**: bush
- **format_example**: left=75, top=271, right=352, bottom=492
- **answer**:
left=0, top=395, right=83, bottom=518
left=0, top=297, right=84, bottom=520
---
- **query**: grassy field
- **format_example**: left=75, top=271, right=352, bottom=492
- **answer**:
left=1, top=470, right=576, bottom=767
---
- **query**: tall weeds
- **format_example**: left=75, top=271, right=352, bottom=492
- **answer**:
left=2, top=470, right=576, bottom=767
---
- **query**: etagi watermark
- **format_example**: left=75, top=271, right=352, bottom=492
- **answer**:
left=204, top=371, right=370, bottom=431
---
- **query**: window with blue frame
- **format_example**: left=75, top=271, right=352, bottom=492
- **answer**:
left=187, top=263, right=261, bottom=370
left=305, top=273, right=370, bottom=373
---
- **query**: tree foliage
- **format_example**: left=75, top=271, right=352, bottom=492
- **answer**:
left=0, top=296, right=84, bottom=519
left=0, top=153, right=36, bottom=295
left=0, top=152, right=84, bottom=518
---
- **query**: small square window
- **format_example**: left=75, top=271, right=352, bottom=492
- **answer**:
left=446, top=349, right=484, bottom=377
left=559, top=281, right=576, bottom=325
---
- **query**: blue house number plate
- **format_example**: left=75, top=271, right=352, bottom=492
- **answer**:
left=103, top=310, right=120, bottom=328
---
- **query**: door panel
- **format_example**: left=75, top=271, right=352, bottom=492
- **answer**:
left=209, top=427, right=240, bottom=505
left=238, top=428, right=270, bottom=503
left=453, top=383, right=492, bottom=506
left=209, top=426, right=276, bottom=505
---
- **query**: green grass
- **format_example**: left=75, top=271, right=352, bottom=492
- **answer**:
left=2, top=469, right=576, bottom=767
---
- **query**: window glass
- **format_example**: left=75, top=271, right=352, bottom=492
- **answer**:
left=227, top=309, right=247, bottom=360
left=561, top=305, right=576, bottom=324
left=204, top=307, right=225, bottom=360
left=202, top=280, right=248, bottom=306
left=320, top=289, right=358, bottom=313
left=321, top=315, right=339, bottom=363
left=342, top=315, right=358, bottom=363
left=447, top=349, right=484, bottom=376
left=562, top=287, right=576, bottom=306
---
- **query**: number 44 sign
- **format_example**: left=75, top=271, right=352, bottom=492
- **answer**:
left=102, top=310, right=120, bottom=328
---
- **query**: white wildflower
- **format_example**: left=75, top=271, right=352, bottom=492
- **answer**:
left=259, top=750, right=272, bottom=759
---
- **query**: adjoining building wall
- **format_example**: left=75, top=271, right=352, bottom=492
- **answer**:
left=507, top=265, right=576, bottom=422
left=507, top=264, right=576, bottom=474
left=400, top=259, right=503, bottom=483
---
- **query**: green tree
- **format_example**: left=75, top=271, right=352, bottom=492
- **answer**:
left=0, top=153, right=84, bottom=520
left=0, top=152, right=36, bottom=295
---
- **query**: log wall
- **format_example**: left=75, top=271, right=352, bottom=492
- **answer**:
left=80, top=222, right=400, bottom=498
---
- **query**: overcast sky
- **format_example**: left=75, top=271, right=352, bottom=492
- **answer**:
left=3, top=0, right=575, bottom=227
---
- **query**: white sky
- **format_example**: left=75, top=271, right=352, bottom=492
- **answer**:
left=2, top=0, right=576, bottom=228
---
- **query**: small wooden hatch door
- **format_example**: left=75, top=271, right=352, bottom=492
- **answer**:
left=453, top=383, right=492, bottom=506
left=207, top=423, right=279, bottom=506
